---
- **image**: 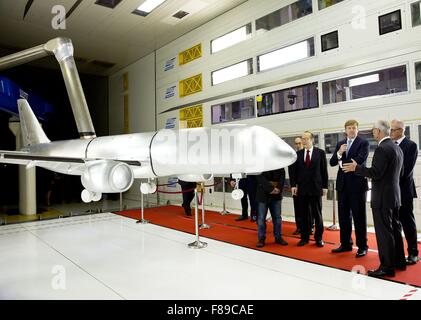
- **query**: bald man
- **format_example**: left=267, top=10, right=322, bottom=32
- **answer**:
left=390, top=119, right=419, bottom=265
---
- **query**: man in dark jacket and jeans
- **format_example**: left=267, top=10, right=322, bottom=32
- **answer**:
left=255, top=168, right=288, bottom=248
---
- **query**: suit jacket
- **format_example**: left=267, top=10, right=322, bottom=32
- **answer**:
left=290, top=147, right=328, bottom=196
left=330, top=136, right=369, bottom=193
left=398, top=137, right=418, bottom=202
left=355, top=138, right=403, bottom=209
left=256, top=168, right=285, bottom=203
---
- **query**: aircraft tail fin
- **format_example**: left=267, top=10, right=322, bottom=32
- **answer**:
left=17, top=99, right=51, bottom=147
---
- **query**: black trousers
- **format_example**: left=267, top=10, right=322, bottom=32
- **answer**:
left=337, top=191, right=368, bottom=250
left=372, top=207, right=406, bottom=270
left=399, top=200, right=419, bottom=256
left=239, top=177, right=257, bottom=218
left=180, top=183, right=196, bottom=214
left=299, top=195, right=324, bottom=242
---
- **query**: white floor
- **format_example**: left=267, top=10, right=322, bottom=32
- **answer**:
left=0, top=212, right=419, bottom=300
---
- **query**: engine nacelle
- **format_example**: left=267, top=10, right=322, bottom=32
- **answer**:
left=81, top=160, right=134, bottom=193
left=177, top=174, right=213, bottom=182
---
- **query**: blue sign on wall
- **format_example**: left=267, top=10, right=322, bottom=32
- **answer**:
left=164, top=57, right=176, bottom=72
left=165, top=117, right=176, bottom=129
left=165, top=85, right=176, bottom=99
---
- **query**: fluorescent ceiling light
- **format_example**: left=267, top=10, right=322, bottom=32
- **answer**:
left=258, top=40, right=310, bottom=72
left=212, top=25, right=250, bottom=53
left=349, top=74, right=380, bottom=87
left=212, top=60, right=251, bottom=85
left=136, top=0, right=166, bottom=14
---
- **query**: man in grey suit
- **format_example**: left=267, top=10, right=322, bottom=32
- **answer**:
left=343, top=120, right=406, bottom=278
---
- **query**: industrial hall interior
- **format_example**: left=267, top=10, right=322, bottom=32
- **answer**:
left=1, top=0, right=421, bottom=301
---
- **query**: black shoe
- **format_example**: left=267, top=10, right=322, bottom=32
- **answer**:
left=368, top=267, right=395, bottom=278
left=297, top=239, right=309, bottom=247
left=292, top=229, right=301, bottom=235
left=185, top=211, right=192, bottom=216
left=356, top=249, right=367, bottom=258
left=275, top=237, right=288, bottom=246
left=235, top=216, right=248, bottom=221
left=256, top=239, right=265, bottom=248
left=316, top=240, right=324, bottom=247
left=250, top=216, right=257, bottom=222
left=406, top=255, right=419, bottom=265
left=331, top=246, right=353, bottom=253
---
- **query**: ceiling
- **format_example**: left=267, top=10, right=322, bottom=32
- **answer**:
left=0, top=0, right=248, bottom=75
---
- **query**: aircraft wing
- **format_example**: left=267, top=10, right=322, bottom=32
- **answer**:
left=0, top=150, right=141, bottom=175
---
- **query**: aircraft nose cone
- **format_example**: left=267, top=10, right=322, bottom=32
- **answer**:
left=250, top=126, right=297, bottom=171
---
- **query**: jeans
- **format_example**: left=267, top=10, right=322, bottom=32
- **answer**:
left=257, top=199, right=282, bottom=240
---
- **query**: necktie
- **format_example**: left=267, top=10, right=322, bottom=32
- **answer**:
left=305, top=150, right=311, bottom=167
left=346, top=139, right=352, bottom=154
left=395, top=141, right=399, bottom=145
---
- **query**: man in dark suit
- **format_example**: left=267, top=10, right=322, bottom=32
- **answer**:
left=330, top=120, right=369, bottom=257
left=343, top=120, right=406, bottom=278
left=390, top=119, right=419, bottom=265
left=290, top=131, right=328, bottom=247
left=230, top=176, right=257, bottom=222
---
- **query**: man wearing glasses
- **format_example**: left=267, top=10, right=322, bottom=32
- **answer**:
left=390, top=119, right=419, bottom=265
left=343, top=120, right=406, bottom=277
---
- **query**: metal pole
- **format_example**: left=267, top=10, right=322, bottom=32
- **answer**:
left=119, top=193, right=123, bottom=212
left=0, top=38, right=96, bottom=139
left=136, top=191, right=149, bottom=224
left=200, top=187, right=210, bottom=229
left=220, top=177, right=230, bottom=215
left=327, top=181, right=339, bottom=231
left=188, top=189, right=207, bottom=249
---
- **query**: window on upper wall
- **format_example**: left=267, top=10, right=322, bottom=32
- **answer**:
left=211, top=23, right=252, bottom=54
left=257, top=82, right=318, bottom=117
left=324, top=132, right=346, bottom=153
left=257, top=38, right=314, bottom=72
left=255, top=0, right=312, bottom=33
left=416, top=62, right=421, bottom=89
left=211, top=59, right=253, bottom=85
left=322, top=65, right=408, bottom=105
left=379, top=10, right=402, bottom=35
left=318, top=0, right=344, bottom=10
left=211, top=97, right=255, bottom=124
left=411, top=1, right=421, bottom=27
left=321, top=31, right=339, bottom=52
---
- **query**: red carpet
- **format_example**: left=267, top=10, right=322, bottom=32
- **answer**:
left=114, top=205, right=421, bottom=287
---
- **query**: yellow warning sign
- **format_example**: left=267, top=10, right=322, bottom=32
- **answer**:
left=179, top=73, right=202, bottom=98
left=179, top=104, right=203, bottom=128
left=179, top=43, right=202, bottom=66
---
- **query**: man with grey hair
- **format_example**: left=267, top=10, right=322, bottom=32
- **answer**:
left=343, top=120, right=406, bottom=278
left=390, top=119, right=419, bottom=265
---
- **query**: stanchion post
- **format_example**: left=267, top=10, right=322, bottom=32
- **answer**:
left=188, top=188, right=207, bottom=249
left=327, top=181, right=339, bottom=231
left=220, top=177, right=230, bottom=215
left=119, top=192, right=123, bottom=212
left=136, top=191, right=149, bottom=224
left=200, top=185, right=210, bottom=229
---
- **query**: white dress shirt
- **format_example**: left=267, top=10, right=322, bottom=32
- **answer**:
left=394, top=136, right=405, bottom=146
left=304, top=146, right=314, bottom=162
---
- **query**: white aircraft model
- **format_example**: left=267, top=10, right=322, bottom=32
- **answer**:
left=0, top=38, right=297, bottom=203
